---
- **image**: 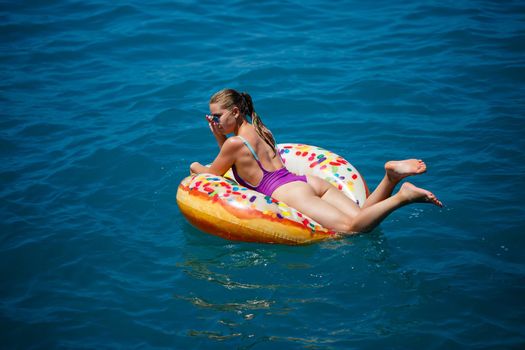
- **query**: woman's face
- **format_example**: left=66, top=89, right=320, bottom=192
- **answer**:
left=209, top=103, right=238, bottom=134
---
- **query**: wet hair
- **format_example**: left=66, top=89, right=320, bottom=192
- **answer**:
left=210, top=88, right=277, bottom=156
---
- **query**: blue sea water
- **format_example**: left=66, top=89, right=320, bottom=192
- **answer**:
left=1, top=0, right=525, bottom=348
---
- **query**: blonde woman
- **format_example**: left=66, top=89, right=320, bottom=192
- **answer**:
left=190, top=89, right=442, bottom=234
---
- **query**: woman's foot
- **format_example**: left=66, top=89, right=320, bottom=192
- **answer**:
left=385, top=159, right=427, bottom=182
left=399, top=182, right=443, bottom=207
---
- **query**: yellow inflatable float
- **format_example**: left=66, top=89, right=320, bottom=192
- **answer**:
left=177, top=143, right=369, bottom=245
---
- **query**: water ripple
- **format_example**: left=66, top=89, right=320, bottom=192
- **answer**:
left=2, top=0, right=525, bottom=348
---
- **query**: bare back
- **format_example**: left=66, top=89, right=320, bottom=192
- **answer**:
left=233, top=125, right=284, bottom=186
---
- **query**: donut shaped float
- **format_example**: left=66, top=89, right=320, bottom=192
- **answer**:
left=177, top=143, right=369, bottom=245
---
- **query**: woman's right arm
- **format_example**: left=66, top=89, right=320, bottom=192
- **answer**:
left=190, top=137, right=242, bottom=176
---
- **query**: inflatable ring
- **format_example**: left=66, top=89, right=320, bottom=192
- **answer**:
left=177, top=143, right=369, bottom=245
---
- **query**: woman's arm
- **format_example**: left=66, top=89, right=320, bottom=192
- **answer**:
left=190, top=137, right=242, bottom=176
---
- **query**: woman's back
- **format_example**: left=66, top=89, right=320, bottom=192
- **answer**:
left=233, top=124, right=284, bottom=186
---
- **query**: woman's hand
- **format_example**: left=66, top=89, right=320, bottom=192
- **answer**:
left=190, top=162, right=198, bottom=174
left=205, top=115, right=227, bottom=148
left=190, top=161, right=208, bottom=175
left=208, top=121, right=222, bottom=136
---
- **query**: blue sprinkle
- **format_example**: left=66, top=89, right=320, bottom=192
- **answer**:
left=249, top=196, right=257, bottom=202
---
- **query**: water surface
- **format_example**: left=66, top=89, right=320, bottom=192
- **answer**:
left=1, top=0, right=524, bottom=348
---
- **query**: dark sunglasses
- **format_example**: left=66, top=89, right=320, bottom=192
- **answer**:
left=205, top=114, right=220, bottom=123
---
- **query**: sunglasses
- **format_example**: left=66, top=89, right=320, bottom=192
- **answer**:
left=205, top=114, right=220, bottom=123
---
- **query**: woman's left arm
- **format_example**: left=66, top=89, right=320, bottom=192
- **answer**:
left=190, top=137, right=242, bottom=176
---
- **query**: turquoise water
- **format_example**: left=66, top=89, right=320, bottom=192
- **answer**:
left=2, top=0, right=525, bottom=348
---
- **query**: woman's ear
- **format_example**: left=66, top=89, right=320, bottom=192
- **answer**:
left=232, top=106, right=240, bottom=119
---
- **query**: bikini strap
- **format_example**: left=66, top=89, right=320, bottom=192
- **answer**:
left=237, top=136, right=260, bottom=162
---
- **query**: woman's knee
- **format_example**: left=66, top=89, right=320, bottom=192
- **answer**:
left=334, top=215, right=358, bottom=234
left=345, top=220, right=372, bottom=234
left=337, top=214, right=377, bottom=234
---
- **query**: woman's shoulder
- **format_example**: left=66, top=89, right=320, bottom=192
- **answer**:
left=236, top=129, right=259, bottom=145
left=221, top=136, right=245, bottom=153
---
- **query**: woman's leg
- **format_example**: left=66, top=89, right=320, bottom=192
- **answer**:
left=363, top=159, right=427, bottom=208
left=272, top=181, right=355, bottom=232
left=348, top=182, right=442, bottom=233
left=302, top=159, right=427, bottom=217
left=273, top=181, right=442, bottom=234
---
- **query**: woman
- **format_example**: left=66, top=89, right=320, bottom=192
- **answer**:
left=190, top=88, right=442, bottom=234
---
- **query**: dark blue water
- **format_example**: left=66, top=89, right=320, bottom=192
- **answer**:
left=2, top=0, right=525, bottom=348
